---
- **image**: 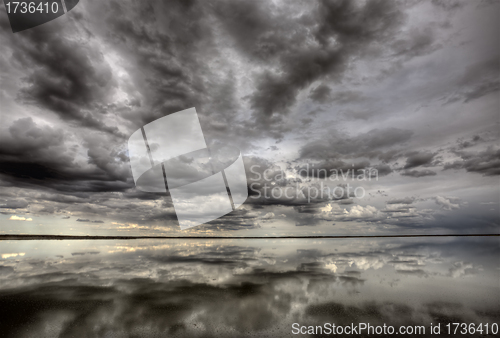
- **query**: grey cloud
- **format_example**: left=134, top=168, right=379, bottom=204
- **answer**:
left=372, top=163, right=393, bottom=176
left=296, top=128, right=412, bottom=177
left=76, top=218, right=104, bottom=223
left=381, top=205, right=414, bottom=213
left=461, top=80, right=500, bottom=103
left=0, top=118, right=133, bottom=195
left=294, top=204, right=325, bottom=215
left=403, top=151, right=436, bottom=169
left=0, top=199, right=29, bottom=209
left=299, top=127, right=412, bottom=161
left=310, top=87, right=365, bottom=105
left=308, top=84, right=332, bottom=103
left=339, top=198, right=354, bottom=205
left=0, top=118, right=67, bottom=163
left=343, top=109, right=374, bottom=121
left=3, top=21, right=123, bottom=137
left=390, top=27, right=440, bottom=60
left=102, top=0, right=220, bottom=129
left=456, top=135, right=483, bottom=149
left=329, top=90, right=365, bottom=104
left=203, top=209, right=261, bottom=231
left=0, top=0, right=497, bottom=232
left=386, top=197, right=416, bottom=205
left=0, top=266, right=14, bottom=277
left=443, top=161, right=464, bottom=170
left=433, top=196, right=460, bottom=211
left=401, top=169, right=437, bottom=177
left=444, top=146, right=500, bottom=176
left=396, top=269, right=428, bottom=278
left=447, top=261, right=483, bottom=278
left=217, top=0, right=407, bottom=133
left=295, top=160, right=371, bottom=179
left=338, top=275, right=365, bottom=287
left=431, top=0, right=465, bottom=11
left=443, top=57, right=500, bottom=104
left=242, top=156, right=334, bottom=208
left=71, top=251, right=100, bottom=256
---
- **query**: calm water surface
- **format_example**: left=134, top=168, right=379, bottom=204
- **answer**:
left=0, top=237, right=499, bottom=337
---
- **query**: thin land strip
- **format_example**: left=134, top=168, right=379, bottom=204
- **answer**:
left=0, top=234, right=498, bottom=240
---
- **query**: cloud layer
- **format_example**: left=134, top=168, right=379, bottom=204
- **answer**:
left=0, top=0, right=498, bottom=234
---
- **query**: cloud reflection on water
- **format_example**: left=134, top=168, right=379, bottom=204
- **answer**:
left=0, top=237, right=498, bottom=337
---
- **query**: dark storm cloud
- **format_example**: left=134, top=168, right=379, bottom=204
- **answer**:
left=214, top=0, right=411, bottom=133
left=0, top=118, right=67, bottom=163
left=300, top=128, right=412, bottom=161
left=444, top=146, right=500, bottom=176
left=89, top=0, right=258, bottom=149
left=0, top=117, right=75, bottom=184
left=0, top=0, right=252, bottom=224
left=0, top=0, right=497, bottom=231
left=401, top=169, right=437, bottom=178
left=402, top=151, right=437, bottom=169
left=99, top=0, right=223, bottom=128
left=308, top=84, right=332, bottom=103
left=0, top=116, right=133, bottom=196
left=1, top=19, right=123, bottom=137
left=372, top=163, right=393, bottom=176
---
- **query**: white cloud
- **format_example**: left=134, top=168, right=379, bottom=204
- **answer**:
left=9, top=215, right=33, bottom=221
left=433, top=196, right=460, bottom=211
left=447, top=261, right=481, bottom=278
left=1, top=252, right=25, bottom=259
left=343, top=205, right=380, bottom=219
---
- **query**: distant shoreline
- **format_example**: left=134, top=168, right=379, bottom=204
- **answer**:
left=0, top=234, right=498, bottom=240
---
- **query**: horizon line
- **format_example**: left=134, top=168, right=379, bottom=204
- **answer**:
left=0, top=234, right=498, bottom=240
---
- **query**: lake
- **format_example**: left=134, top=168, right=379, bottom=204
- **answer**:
left=0, top=237, right=498, bottom=337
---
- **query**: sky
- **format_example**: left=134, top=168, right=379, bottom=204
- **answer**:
left=0, top=0, right=498, bottom=236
